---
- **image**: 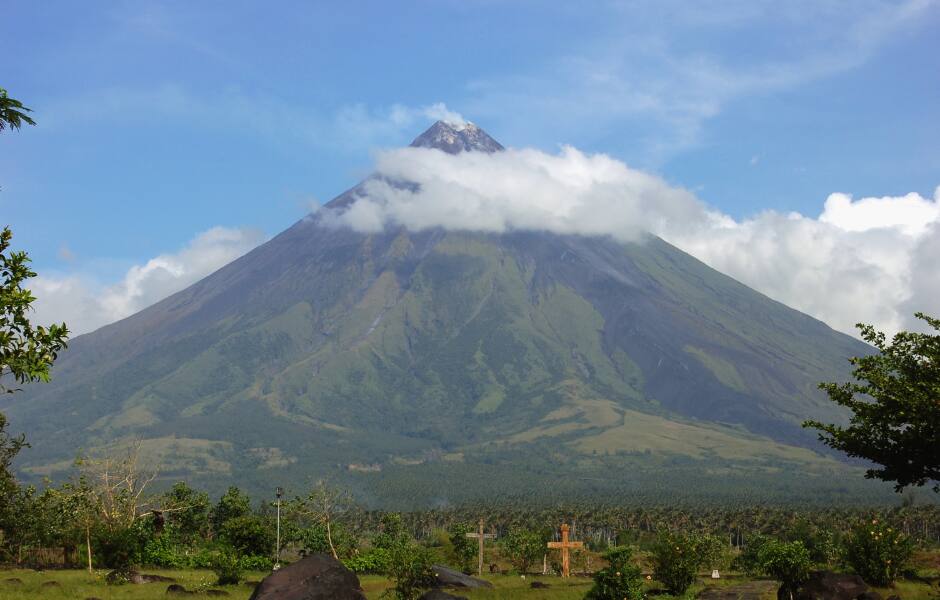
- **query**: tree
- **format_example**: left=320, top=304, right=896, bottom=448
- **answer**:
left=501, top=528, right=545, bottom=574
left=287, top=481, right=352, bottom=559
left=162, top=481, right=210, bottom=542
left=585, top=546, right=645, bottom=600
left=757, top=540, right=811, bottom=600
left=0, top=88, right=36, bottom=132
left=0, top=227, right=69, bottom=394
left=804, top=313, right=940, bottom=492
left=447, top=523, right=477, bottom=573
left=211, top=486, right=252, bottom=534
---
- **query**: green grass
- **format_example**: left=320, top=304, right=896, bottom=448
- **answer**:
left=1, top=569, right=936, bottom=600
left=0, top=568, right=268, bottom=599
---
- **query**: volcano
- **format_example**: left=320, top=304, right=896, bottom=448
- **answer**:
left=5, top=121, right=886, bottom=506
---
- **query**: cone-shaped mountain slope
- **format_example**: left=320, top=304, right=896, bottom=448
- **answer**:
left=4, top=122, right=880, bottom=504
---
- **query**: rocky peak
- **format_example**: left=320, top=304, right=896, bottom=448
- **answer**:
left=409, top=120, right=504, bottom=154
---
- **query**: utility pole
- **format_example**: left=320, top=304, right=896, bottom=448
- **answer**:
left=275, top=486, right=283, bottom=570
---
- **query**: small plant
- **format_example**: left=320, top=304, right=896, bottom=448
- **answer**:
left=757, top=540, right=812, bottom=600
left=733, top=534, right=771, bottom=577
left=650, top=531, right=713, bottom=595
left=344, top=547, right=392, bottom=573
left=448, top=522, right=478, bottom=573
left=384, top=542, right=435, bottom=600
left=211, top=547, right=244, bottom=585
left=586, top=546, right=646, bottom=600
left=501, top=528, right=545, bottom=574
left=843, top=518, right=914, bottom=586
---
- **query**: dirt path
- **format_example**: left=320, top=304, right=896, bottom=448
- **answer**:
left=697, top=580, right=779, bottom=600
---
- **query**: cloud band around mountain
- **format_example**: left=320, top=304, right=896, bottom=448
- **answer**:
left=326, top=145, right=940, bottom=338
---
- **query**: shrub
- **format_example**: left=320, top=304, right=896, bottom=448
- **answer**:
left=448, top=523, right=477, bottom=573
left=843, top=519, right=914, bottom=586
left=501, top=528, right=545, bottom=574
left=585, top=546, right=646, bottom=600
left=211, top=547, right=244, bottom=585
left=385, top=542, right=435, bottom=600
left=140, top=528, right=189, bottom=568
left=757, top=540, right=812, bottom=600
left=344, top=548, right=392, bottom=573
left=650, top=531, right=705, bottom=595
left=219, top=514, right=274, bottom=558
left=733, top=534, right=772, bottom=577
left=93, top=526, right=145, bottom=569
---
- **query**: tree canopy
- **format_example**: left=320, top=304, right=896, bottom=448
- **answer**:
left=804, top=312, right=940, bottom=492
left=0, top=87, right=35, bottom=132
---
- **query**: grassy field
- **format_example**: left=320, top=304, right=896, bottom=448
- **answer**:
left=0, top=568, right=935, bottom=600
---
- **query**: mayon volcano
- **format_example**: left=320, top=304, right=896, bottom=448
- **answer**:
left=6, top=122, right=885, bottom=506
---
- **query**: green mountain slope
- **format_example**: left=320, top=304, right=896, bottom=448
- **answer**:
left=3, top=122, right=889, bottom=505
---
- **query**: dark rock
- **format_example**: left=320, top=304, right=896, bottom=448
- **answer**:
left=856, top=592, right=883, bottom=600
left=419, top=591, right=468, bottom=600
left=431, top=565, right=493, bottom=589
left=243, top=580, right=260, bottom=587
left=531, top=581, right=551, bottom=588
left=4, top=578, right=23, bottom=584
left=42, top=581, right=62, bottom=587
left=85, top=597, right=104, bottom=600
left=248, top=553, right=366, bottom=600
left=206, top=591, right=230, bottom=597
left=885, top=596, right=901, bottom=600
left=166, top=584, right=194, bottom=595
left=108, top=568, right=179, bottom=585
left=795, top=571, right=870, bottom=600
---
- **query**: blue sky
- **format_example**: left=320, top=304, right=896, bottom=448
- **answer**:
left=2, top=1, right=939, bottom=335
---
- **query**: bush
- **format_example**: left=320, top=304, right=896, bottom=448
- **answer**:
left=218, top=514, right=274, bottom=558
left=757, top=540, right=811, bottom=600
left=843, top=518, right=914, bottom=586
left=586, top=546, right=646, bottom=600
left=650, top=531, right=707, bottom=595
left=501, top=528, right=545, bottom=574
left=385, top=542, right=435, bottom=600
left=344, top=547, right=392, bottom=573
left=211, top=548, right=244, bottom=585
left=140, top=526, right=190, bottom=568
left=93, top=526, right=145, bottom=569
left=448, top=523, right=477, bottom=573
left=733, top=534, right=771, bottom=577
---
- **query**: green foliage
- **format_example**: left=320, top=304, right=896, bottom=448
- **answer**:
left=0, top=227, right=69, bottom=393
left=586, top=546, right=646, bottom=600
left=782, top=519, right=838, bottom=567
left=650, top=531, right=708, bottom=595
left=297, top=522, right=357, bottom=558
left=163, top=481, right=210, bottom=542
left=733, top=534, right=772, bottom=577
left=139, top=527, right=189, bottom=568
left=343, top=548, right=392, bottom=573
left=211, top=486, right=252, bottom=532
left=0, top=88, right=36, bottom=132
left=218, top=514, right=274, bottom=558
left=756, top=540, right=812, bottom=600
left=806, top=313, right=940, bottom=492
left=92, top=525, right=144, bottom=569
left=842, top=518, right=914, bottom=586
left=501, top=528, right=546, bottom=574
left=384, top=541, right=435, bottom=600
left=447, top=522, right=477, bottom=573
left=210, top=546, right=244, bottom=585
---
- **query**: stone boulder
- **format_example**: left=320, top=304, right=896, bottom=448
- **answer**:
left=107, top=569, right=177, bottom=585
left=795, top=571, right=871, bottom=600
left=248, top=554, right=366, bottom=600
left=430, top=565, right=493, bottom=589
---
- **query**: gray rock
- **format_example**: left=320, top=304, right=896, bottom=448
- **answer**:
left=795, top=571, right=870, bottom=600
left=248, top=554, right=366, bottom=600
left=431, top=565, right=493, bottom=589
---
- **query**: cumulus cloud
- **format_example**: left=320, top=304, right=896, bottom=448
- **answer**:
left=325, top=145, right=940, bottom=338
left=31, top=227, right=264, bottom=335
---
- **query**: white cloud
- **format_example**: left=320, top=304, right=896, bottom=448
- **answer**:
left=31, top=227, right=264, bottom=335
left=325, top=145, right=940, bottom=338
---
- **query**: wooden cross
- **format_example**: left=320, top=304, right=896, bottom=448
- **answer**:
left=547, top=523, right=583, bottom=578
left=464, top=518, right=497, bottom=576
